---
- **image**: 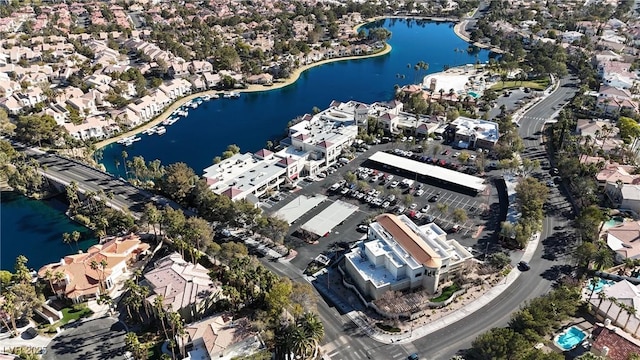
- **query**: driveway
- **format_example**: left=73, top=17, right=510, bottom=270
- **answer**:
left=44, top=317, right=128, bottom=360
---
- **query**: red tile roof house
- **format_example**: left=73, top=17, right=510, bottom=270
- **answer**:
left=142, top=252, right=222, bottom=323
left=591, top=324, right=640, bottom=359
left=37, top=234, right=150, bottom=303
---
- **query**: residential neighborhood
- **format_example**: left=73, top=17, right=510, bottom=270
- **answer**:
left=6, top=0, right=640, bottom=360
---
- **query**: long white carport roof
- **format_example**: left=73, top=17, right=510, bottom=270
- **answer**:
left=300, top=200, right=359, bottom=237
left=368, top=151, right=486, bottom=193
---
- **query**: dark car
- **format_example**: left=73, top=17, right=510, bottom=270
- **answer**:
left=518, top=261, right=530, bottom=271
left=428, top=195, right=439, bottom=202
left=408, top=354, right=419, bottom=360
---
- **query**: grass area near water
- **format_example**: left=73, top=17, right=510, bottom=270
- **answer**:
left=491, top=78, right=549, bottom=91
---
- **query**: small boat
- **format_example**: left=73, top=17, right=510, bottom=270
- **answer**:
left=166, top=117, right=178, bottom=125
left=223, top=93, right=231, bottom=99
left=131, top=137, right=142, bottom=142
left=201, top=95, right=211, bottom=101
left=211, top=94, right=220, bottom=99
left=190, top=102, right=198, bottom=109
left=229, top=91, right=240, bottom=98
left=122, top=139, right=134, bottom=146
left=156, top=126, right=167, bottom=135
left=117, top=135, right=136, bottom=144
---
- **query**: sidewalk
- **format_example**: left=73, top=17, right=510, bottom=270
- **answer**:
left=314, top=232, right=542, bottom=344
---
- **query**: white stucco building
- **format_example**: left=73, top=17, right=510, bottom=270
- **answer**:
left=344, top=214, right=472, bottom=300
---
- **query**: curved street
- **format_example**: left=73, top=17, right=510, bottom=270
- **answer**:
left=289, top=75, right=581, bottom=360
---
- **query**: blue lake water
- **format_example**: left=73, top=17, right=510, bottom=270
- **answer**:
left=101, top=18, right=491, bottom=176
left=0, top=192, right=97, bottom=271
left=3, top=19, right=491, bottom=271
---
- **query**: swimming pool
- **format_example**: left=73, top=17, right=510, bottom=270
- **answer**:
left=603, top=216, right=624, bottom=230
left=554, top=326, right=587, bottom=351
left=587, top=278, right=615, bottom=293
left=468, top=91, right=480, bottom=98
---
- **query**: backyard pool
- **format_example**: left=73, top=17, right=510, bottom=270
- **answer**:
left=603, top=216, right=625, bottom=230
left=587, top=278, right=615, bottom=293
left=554, top=326, right=588, bottom=351
left=467, top=90, right=481, bottom=98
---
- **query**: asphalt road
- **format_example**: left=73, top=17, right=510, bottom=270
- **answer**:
left=44, top=317, right=127, bottom=360
left=15, top=144, right=179, bottom=218
left=291, top=75, right=581, bottom=360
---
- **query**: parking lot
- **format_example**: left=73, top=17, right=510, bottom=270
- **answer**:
left=259, top=139, right=503, bottom=271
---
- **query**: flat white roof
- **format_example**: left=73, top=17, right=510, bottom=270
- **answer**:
left=273, top=195, right=327, bottom=225
left=300, top=200, right=359, bottom=236
left=368, top=151, right=486, bottom=193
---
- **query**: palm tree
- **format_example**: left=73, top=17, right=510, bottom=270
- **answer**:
left=624, top=305, right=637, bottom=330
left=44, top=270, right=56, bottom=294
left=121, top=151, right=129, bottom=178
left=592, top=248, right=614, bottom=271
left=153, top=295, right=169, bottom=339
left=53, top=271, right=65, bottom=295
left=300, top=312, right=325, bottom=348
left=62, top=232, right=73, bottom=251
left=587, top=277, right=600, bottom=304
left=71, top=230, right=81, bottom=252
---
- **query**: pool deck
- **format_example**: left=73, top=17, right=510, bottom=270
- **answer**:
left=543, top=316, right=597, bottom=355
left=421, top=65, right=497, bottom=97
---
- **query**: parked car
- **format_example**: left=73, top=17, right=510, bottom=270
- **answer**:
left=415, top=189, right=424, bottom=197
left=408, top=353, right=419, bottom=360
left=518, top=261, right=530, bottom=271
left=428, top=194, right=439, bottom=202
left=389, top=180, right=400, bottom=188
left=420, top=205, right=430, bottom=213
left=357, top=225, right=368, bottom=233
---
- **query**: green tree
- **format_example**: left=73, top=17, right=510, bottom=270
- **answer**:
left=452, top=208, right=468, bottom=223
left=618, top=116, right=640, bottom=143
left=160, top=162, right=197, bottom=204
left=574, top=205, right=607, bottom=243
left=469, top=327, right=530, bottom=360
left=14, top=114, right=61, bottom=146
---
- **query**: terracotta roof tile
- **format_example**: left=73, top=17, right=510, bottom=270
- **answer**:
left=375, top=214, right=441, bottom=268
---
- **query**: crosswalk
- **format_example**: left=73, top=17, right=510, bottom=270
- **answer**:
left=520, top=115, right=547, bottom=121
left=323, top=337, right=410, bottom=360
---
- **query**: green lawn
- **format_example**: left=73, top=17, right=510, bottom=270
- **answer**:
left=55, top=305, right=93, bottom=327
left=491, top=79, right=550, bottom=91
left=431, top=283, right=461, bottom=302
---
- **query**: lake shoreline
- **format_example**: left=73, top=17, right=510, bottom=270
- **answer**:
left=95, top=43, right=392, bottom=150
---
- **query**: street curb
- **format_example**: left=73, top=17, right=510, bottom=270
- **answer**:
left=361, top=232, right=541, bottom=344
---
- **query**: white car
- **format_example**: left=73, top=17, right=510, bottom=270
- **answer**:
left=453, top=152, right=460, bottom=158
left=420, top=205, right=430, bottom=213
left=415, top=189, right=424, bottom=197
left=387, top=175, right=394, bottom=182
left=409, top=203, right=418, bottom=210
left=389, top=180, right=400, bottom=188
left=469, top=155, right=477, bottom=161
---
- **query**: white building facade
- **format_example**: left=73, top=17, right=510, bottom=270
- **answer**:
left=345, top=214, right=472, bottom=300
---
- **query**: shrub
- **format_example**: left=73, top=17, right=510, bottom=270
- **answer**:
left=376, top=323, right=401, bottom=333
left=432, top=283, right=461, bottom=302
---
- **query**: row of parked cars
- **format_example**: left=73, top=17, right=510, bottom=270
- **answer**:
left=389, top=148, right=482, bottom=175
left=328, top=170, right=436, bottom=222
